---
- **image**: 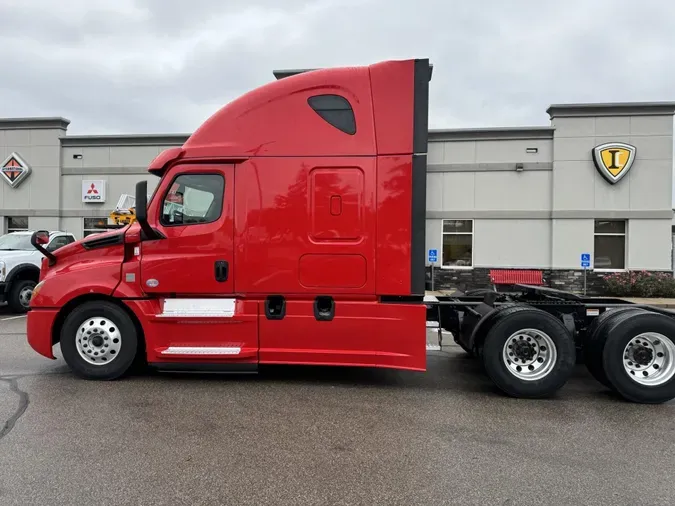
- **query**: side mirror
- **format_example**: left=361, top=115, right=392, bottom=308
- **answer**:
left=34, top=231, right=49, bottom=245
left=135, top=180, right=148, bottom=223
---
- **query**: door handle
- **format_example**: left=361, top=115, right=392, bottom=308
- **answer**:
left=214, top=260, right=228, bottom=282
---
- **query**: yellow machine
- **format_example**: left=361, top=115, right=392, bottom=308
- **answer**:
left=109, top=194, right=137, bottom=226
left=92, top=194, right=137, bottom=230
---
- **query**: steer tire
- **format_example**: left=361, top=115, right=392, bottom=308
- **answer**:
left=8, top=279, right=36, bottom=314
left=60, top=301, right=139, bottom=381
left=601, top=311, right=675, bottom=404
left=481, top=306, right=576, bottom=399
left=583, top=307, right=649, bottom=390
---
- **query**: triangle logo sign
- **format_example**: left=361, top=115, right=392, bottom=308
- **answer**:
left=0, top=152, right=32, bottom=188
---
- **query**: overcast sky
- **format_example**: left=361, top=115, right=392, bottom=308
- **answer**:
left=1, top=0, right=673, bottom=135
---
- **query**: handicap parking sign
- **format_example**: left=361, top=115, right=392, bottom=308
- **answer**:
left=428, top=249, right=438, bottom=263
left=581, top=253, right=591, bottom=269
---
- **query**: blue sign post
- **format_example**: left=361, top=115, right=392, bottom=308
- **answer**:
left=429, top=249, right=438, bottom=291
left=581, top=253, right=591, bottom=295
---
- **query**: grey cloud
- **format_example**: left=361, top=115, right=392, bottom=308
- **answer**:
left=0, top=0, right=673, bottom=135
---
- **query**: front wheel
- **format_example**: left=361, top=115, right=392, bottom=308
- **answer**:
left=8, top=279, right=36, bottom=313
left=481, top=306, right=576, bottom=399
left=60, top=301, right=139, bottom=380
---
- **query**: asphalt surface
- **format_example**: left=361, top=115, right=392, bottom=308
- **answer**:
left=1, top=311, right=675, bottom=506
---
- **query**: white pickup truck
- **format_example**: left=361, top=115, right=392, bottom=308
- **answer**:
left=0, top=231, right=76, bottom=312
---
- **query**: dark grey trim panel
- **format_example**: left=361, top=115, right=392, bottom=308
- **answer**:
left=60, top=134, right=189, bottom=147
left=0, top=117, right=70, bottom=130
left=429, top=127, right=554, bottom=142
left=427, top=211, right=551, bottom=219
left=427, top=162, right=553, bottom=173
left=426, top=210, right=674, bottom=219
left=547, top=102, right=675, bottom=119
left=554, top=210, right=674, bottom=219
left=61, top=167, right=149, bottom=175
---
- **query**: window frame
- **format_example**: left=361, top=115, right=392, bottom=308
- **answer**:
left=83, top=217, right=108, bottom=238
left=6, top=216, right=28, bottom=233
left=593, top=219, right=627, bottom=272
left=158, top=172, right=225, bottom=228
left=440, top=218, right=474, bottom=270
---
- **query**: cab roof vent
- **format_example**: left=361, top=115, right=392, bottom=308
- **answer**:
left=273, top=68, right=318, bottom=80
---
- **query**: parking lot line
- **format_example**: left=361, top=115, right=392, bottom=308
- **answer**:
left=1, top=315, right=26, bottom=321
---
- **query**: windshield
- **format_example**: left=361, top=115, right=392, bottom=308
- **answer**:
left=0, top=234, right=33, bottom=251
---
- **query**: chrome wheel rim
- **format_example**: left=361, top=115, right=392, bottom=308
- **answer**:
left=622, top=333, right=675, bottom=386
left=502, top=328, right=557, bottom=381
left=75, top=317, right=122, bottom=366
left=19, top=286, right=33, bottom=308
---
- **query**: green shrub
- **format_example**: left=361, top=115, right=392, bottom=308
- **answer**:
left=603, top=270, right=675, bottom=298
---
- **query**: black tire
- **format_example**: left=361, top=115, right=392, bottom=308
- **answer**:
left=583, top=307, right=648, bottom=389
left=7, top=279, right=36, bottom=313
left=481, top=306, right=576, bottom=399
left=60, top=300, right=139, bottom=380
left=601, top=311, right=675, bottom=404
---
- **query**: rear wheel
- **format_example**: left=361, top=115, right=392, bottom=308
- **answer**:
left=60, top=301, right=139, bottom=380
left=602, top=311, right=675, bottom=404
left=584, top=307, right=649, bottom=389
left=481, top=306, right=576, bottom=398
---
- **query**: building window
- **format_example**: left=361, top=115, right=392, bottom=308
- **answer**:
left=83, top=217, right=108, bottom=237
left=307, top=94, right=356, bottom=135
left=442, top=219, right=473, bottom=268
left=6, top=216, right=28, bottom=233
left=594, top=220, right=626, bottom=270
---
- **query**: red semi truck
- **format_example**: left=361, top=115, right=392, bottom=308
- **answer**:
left=26, top=58, right=675, bottom=405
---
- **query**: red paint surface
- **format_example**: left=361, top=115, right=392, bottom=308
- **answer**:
left=233, top=157, right=377, bottom=295
left=259, top=300, right=426, bottom=371
left=26, top=309, right=58, bottom=359
left=376, top=155, right=412, bottom=295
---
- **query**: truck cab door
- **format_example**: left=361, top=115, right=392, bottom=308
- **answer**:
left=140, top=164, right=234, bottom=295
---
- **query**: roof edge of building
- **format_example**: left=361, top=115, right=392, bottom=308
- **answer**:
left=0, top=117, right=71, bottom=130
left=547, top=101, right=675, bottom=119
left=429, top=126, right=554, bottom=142
left=60, top=133, right=191, bottom=147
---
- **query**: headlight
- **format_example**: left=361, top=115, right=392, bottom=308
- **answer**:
left=31, top=280, right=44, bottom=299
left=0, top=261, right=5, bottom=282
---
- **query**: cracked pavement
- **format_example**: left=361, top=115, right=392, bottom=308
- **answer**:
left=1, top=311, right=675, bottom=506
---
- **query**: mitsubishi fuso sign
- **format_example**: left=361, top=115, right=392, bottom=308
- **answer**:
left=82, top=180, right=107, bottom=203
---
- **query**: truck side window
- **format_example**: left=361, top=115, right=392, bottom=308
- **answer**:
left=307, top=94, right=356, bottom=135
left=160, top=173, right=225, bottom=226
left=47, top=236, right=69, bottom=251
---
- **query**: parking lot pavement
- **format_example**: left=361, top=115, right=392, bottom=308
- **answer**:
left=1, top=316, right=675, bottom=506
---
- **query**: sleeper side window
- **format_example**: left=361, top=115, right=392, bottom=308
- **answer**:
left=160, top=173, right=225, bottom=226
left=308, top=94, right=356, bottom=135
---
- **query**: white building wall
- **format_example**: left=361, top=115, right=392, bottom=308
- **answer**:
left=473, top=220, right=551, bottom=268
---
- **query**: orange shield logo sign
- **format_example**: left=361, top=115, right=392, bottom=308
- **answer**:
left=592, top=142, right=636, bottom=184
left=0, top=152, right=32, bottom=188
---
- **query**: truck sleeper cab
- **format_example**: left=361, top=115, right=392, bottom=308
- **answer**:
left=27, top=58, right=433, bottom=379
